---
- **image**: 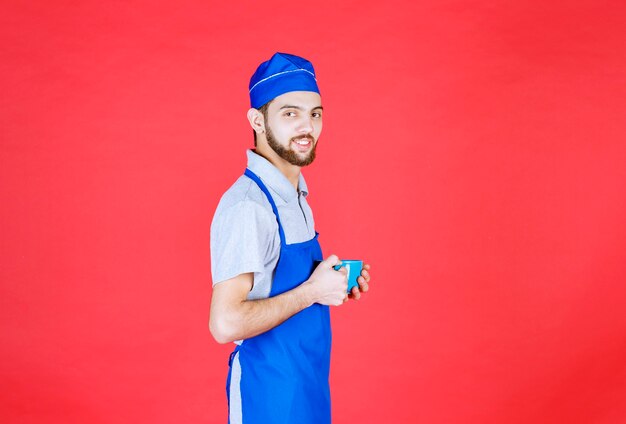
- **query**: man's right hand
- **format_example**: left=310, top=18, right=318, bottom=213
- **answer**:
left=209, top=254, right=348, bottom=344
left=304, top=254, right=349, bottom=306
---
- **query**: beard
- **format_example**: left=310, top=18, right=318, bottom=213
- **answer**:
left=266, top=124, right=317, bottom=167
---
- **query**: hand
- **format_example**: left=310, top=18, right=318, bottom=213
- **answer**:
left=305, top=254, right=349, bottom=306
left=348, top=263, right=371, bottom=301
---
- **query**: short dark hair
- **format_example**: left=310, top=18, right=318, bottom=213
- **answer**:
left=253, top=101, right=271, bottom=147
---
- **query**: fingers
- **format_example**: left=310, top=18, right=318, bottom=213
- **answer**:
left=362, top=264, right=371, bottom=281
left=350, top=286, right=361, bottom=300
left=359, top=264, right=370, bottom=288
left=357, top=276, right=369, bottom=293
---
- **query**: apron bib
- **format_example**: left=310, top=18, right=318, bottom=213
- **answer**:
left=226, top=168, right=331, bottom=424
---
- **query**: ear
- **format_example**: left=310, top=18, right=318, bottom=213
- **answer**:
left=247, top=108, right=265, bottom=134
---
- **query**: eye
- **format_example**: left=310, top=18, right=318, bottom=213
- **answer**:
left=312, top=112, right=322, bottom=119
left=284, top=111, right=297, bottom=117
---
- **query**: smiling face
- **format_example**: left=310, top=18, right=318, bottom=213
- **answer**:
left=260, top=91, right=323, bottom=167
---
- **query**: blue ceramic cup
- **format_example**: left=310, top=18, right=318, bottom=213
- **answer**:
left=333, top=259, right=363, bottom=293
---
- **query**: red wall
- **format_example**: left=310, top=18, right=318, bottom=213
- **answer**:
left=2, top=1, right=625, bottom=423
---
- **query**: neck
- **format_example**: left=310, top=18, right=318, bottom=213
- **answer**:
left=254, top=145, right=301, bottom=190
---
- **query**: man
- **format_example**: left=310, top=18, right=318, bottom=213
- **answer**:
left=209, top=52, right=371, bottom=424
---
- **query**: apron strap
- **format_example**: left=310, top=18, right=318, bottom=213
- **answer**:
left=228, top=344, right=241, bottom=366
left=244, top=169, right=287, bottom=245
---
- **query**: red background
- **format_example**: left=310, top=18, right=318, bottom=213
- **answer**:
left=2, top=1, right=626, bottom=423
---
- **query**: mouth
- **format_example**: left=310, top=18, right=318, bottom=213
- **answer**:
left=291, top=137, right=314, bottom=151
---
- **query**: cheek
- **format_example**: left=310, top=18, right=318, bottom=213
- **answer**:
left=268, top=120, right=292, bottom=140
left=276, top=125, right=294, bottom=140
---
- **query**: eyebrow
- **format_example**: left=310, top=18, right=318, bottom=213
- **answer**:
left=279, top=105, right=323, bottom=111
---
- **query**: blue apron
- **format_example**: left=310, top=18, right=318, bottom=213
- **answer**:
left=226, top=168, right=332, bottom=424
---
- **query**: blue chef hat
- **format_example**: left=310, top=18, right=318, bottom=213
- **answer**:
left=249, top=52, right=320, bottom=109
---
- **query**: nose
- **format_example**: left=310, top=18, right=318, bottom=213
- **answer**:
left=298, top=116, right=314, bottom=134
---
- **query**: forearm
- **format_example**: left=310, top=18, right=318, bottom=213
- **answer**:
left=211, top=282, right=315, bottom=343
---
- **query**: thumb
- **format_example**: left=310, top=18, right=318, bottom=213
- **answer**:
left=324, top=254, right=341, bottom=268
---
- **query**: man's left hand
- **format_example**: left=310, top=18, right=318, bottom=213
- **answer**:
left=348, top=263, right=371, bottom=301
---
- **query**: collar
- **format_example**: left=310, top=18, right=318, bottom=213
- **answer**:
left=246, top=150, right=309, bottom=203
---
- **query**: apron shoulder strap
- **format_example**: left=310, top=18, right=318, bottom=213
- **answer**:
left=244, top=169, right=287, bottom=245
